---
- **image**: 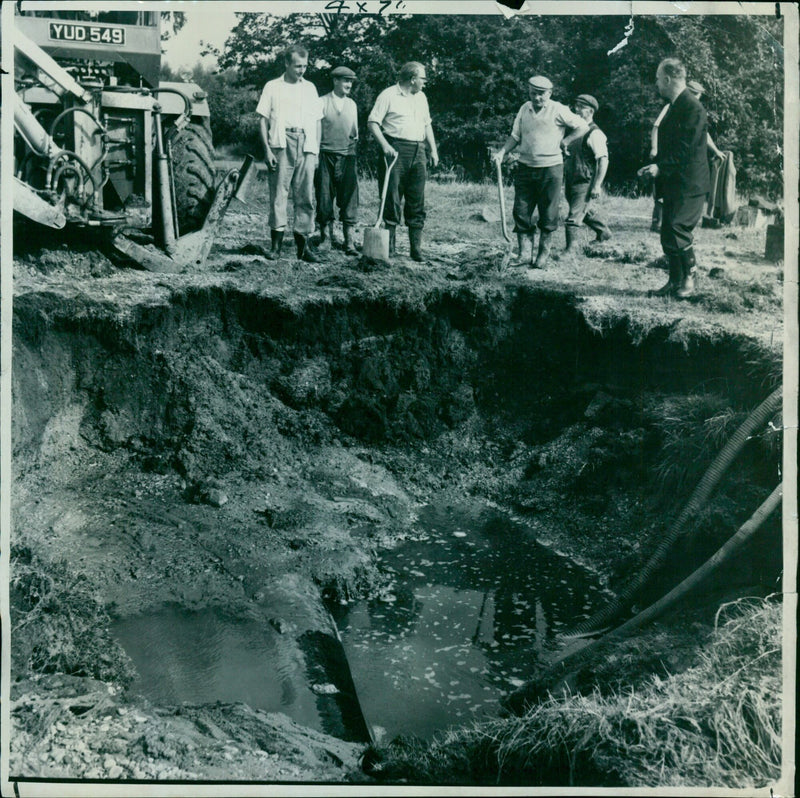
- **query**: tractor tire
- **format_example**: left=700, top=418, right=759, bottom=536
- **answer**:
left=167, top=121, right=217, bottom=235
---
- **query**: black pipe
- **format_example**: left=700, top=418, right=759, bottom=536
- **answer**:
left=570, top=386, right=782, bottom=636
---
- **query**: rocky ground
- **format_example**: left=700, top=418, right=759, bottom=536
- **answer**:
left=7, top=172, right=787, bottom=787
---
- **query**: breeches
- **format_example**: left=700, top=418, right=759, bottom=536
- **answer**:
left=378, top=137, right=427, bottom=229
left=316, top=151, right=359, bottom=226
left=513, top=164, right=562, bottom=234
left=268, top=130, right=317, bottom=234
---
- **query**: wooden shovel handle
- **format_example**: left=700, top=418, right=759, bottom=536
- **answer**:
left=496, top=156, right=511, bottom=242
left=375, top=151, right=400, bottom=228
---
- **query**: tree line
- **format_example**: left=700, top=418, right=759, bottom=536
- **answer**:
left=170, top=12, right=784, bottom=198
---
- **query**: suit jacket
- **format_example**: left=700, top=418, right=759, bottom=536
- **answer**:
left=655, top=88, right=710, bottom=200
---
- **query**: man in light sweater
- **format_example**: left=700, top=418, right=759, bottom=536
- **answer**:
left=493, top=75, right=588, bottom=268
left=315, top=66, right=360, bottom=256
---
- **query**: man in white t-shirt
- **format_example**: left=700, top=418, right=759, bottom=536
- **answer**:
left=493, top=75, right=588, bottom=268
left=256, top=44, right=323, bottom=262
left=563, top=94, right=611, bottom=252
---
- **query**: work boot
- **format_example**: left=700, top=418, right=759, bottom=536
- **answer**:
left=564, top=226, right=578, bottom=253
left=294, top=232, right=323, bottom=263
left=532, top=231, right=553, bottom=269
left=387, top=225, right=396, bottom=257
left=267, top=229, right=284, bottom=260
left=409, top=227, right=425, bottom=262
left=594, top=229, right=612, bottom=242
left=513, top=233, right=533, bottom=266
left=649, top=252, right=681, bottom=297
left=316, top=222, right=333, bottom=250
left=343, top=224, right=359, bottom=256
left=676, top=247, right=697, bottom=299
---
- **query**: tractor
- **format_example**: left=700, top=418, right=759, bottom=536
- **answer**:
left=13, top=8, right=253, bottom=272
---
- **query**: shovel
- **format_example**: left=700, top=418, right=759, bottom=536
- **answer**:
left=495, top=155, right=513, bottom=270
left=362, top=151, right=399, bottom=262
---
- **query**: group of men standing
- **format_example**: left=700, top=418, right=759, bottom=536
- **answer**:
left=257, top=46, right=711, bottom=300
left=256, top=45, right=437, bottom=263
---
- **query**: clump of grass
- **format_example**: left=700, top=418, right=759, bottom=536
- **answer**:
left=10, top=548, right=136, bottom=686
left=375, top=596, right=782, bottom=788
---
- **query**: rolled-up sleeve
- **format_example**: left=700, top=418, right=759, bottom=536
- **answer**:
left=510, top=106, right=523, bottom=142
left=558, top=106, right=588, bottom=132
left=367, top=88, right=389, bottom=127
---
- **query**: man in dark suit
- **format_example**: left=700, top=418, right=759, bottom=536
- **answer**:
left=638, top=58, right=710, bottom=299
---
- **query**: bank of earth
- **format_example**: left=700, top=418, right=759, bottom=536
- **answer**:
left=9, top=187, right=784, bottom=785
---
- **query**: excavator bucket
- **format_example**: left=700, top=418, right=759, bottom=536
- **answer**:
left=112, top=156, right=254, bottom=273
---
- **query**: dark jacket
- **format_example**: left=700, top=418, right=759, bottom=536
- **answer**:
left=655, top=88, right=710, bottom=200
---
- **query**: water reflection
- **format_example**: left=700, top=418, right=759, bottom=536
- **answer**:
left=335, top=500, right=607, bottom=740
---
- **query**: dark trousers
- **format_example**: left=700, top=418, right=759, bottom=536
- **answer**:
left=378, top=137, right=426, bottom=229
left=316, top=151, right=359, bottom=226
left=565, top=180, right=610, bottom=236
left=661, top=193, right=706, bottom=254
left=513, top=163, right=562, bottom=235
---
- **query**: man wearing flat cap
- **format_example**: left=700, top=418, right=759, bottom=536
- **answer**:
left=563, top=94, right=611, bottom=252
left=639, top=58, right=710, bottom=299
left=316, top=66, right=360, bottom=255
left=493, top=75, right=588, bottom=268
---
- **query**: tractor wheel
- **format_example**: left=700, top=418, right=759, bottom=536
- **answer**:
left=167, top=121, right=217, bottom=235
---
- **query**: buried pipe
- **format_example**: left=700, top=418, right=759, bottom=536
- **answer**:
left=504, top=482, right=782, bottom=714
left=569, top=386, right=782, bottom=637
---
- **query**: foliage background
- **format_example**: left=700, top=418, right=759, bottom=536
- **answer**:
left=164, top=12, right=785, bottom=197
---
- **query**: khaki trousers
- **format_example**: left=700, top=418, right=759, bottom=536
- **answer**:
left=268, top=130, right=317, bottom=235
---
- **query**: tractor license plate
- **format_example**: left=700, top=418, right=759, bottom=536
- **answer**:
left=49, top=22, right=125, bottom=46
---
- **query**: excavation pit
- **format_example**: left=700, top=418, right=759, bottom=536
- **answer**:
left=9, top=229, right=784, bottom=784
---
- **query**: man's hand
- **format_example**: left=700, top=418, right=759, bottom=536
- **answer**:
left=429, top=152, right=439, bottom=168
left=265, top=150, right=277, bottom=170
left=589, top=187, right=602, bottom=201
left=382, top=144, right=398, bottom=161
left=492, top=150, right=505, bottom=166
left=649, top=148, right=657, bottom=160
left=638, top=163, right=659, bottom=179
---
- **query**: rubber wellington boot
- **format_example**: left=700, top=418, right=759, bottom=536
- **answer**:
left=676, top=247, right=697, bottom=299
left=343, top=225, right=358, bottom=255
left=533, top=231, right=553, bottom=269
left=387, top=225, right=396, bottom=257
left=409, top=228, right=425, bottom=261
left=513, top=233, right=533, bottom=266
left=267, top=229, right=284, bottom=260
left=294, top=232, right=323, bottom=263
left=649, top=253, right=681, bottom=297
left=564, top=226, right=578, bottom=253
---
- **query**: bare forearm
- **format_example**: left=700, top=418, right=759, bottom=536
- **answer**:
left=425, top=124, right=438, bottom=160
left=591, top=157, right=608, bottom=192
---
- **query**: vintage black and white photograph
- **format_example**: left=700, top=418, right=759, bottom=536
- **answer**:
left=2, top=0, right=797, bottom=794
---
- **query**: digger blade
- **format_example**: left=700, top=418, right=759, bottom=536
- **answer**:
left=112, top=165, right=241, bottom=273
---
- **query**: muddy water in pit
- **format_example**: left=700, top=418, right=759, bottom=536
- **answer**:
left=332, top=500, right=609, bottom=741
left=112, top=606, right=371, bottom=742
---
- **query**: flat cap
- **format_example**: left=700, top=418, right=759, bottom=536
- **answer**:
left=528, top=75, right=553, bottom=91
left=686, top=80, right=704, bottom=95
left=575, top=93, right=599, bottom=111
left=331, top=66, right=357, bottom=80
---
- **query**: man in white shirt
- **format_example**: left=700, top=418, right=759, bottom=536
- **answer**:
left=367, top=62, right=439, bottom=261
left=563, top=94, right=611, bottom=252
left=493, top=76, right=588, bottom=268
left=256, top=44, right=323, bottom=262
left=316, top=66, right=360, bottom=256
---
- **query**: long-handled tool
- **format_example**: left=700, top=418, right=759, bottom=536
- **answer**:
left=362, top=151, right=399, bottom=263
left=495, top=156, right=513, bottom=270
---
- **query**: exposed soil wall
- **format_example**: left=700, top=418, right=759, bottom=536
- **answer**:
left=9, top=267, right=782, bottom=783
